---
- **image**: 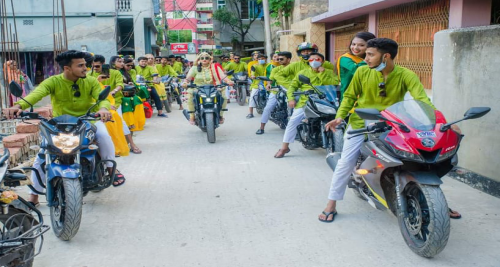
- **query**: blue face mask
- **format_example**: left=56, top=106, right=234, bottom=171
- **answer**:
left=258, top=59, right=266, bottom=65
left=309, top=61, right=322, bottom=69
left=375, top=58, right=387, bottom=72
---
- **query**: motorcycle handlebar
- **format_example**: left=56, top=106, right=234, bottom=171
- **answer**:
left=347, top=124, right=377, bottom=135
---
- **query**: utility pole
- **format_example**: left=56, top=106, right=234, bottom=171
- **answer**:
left=262, top=0, right=273, bottom=60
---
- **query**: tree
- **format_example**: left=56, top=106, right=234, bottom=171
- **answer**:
left=268, top=0, right=293, bottom=31
left=213, top=0, right=263, bottom=54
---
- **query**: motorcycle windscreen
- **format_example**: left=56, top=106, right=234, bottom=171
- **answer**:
left=385, top=100, right=436, bottom=131
left=315, top=85, right=339, bottom=103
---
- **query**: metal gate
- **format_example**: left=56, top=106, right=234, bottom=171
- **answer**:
left=377, top=0, right=449, bottom=90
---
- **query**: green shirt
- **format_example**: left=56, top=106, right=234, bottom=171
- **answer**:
left=221, top=61, right=230, bottom=70
left=135, top=65, right=157, bottom=81
left=156, top=64, right=178, bottom=77
left=250, top=63, right=268, bottom=89
left=173, top=62, right=183, bottom=74
left=288, top=67, right=339, bottom=108
left=225, top=62, right=247, bottom=73
left=128, top=69, right=137, bottom=83
left=88, top=69, right=124, bottom=108
left=273, top=59, right=335, bottom=84
left=269, top=65, right=292, bottom=92
left=16, top=74, right=111, bottom=117
left=338, top=56, right=366, bottom=102
left=337, top=65, right=434, bottom=130
left=187, top=66, right=214, bottom=86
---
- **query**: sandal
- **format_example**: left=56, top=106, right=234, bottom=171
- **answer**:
left=318, top=211, right=337, bottom=223
left=449, top=208, right=462, bottom=219
left=219, top=117, right=225, bottom=124
left=130, top=147, right=142, bottom=154
left=274, top=148, right=291, bottom=158
left=113, top=171, right=126, bottom=187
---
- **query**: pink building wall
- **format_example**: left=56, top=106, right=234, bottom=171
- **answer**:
left=164, top=0, right=196, bottom=12
left=167, top=19, right=197, bottom=31
left=449, top=0, right=492, bottom=28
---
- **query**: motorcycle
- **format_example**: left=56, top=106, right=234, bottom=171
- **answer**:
left=255, top=76, right=289, bottom=129
left=294, top=75, right=344, bottom=154
left=12, top=85, right=117, bottom=241
left=182, top=70, right=234, bottom=143
left=232, top=72, right=248, bottom=106
left=0, top=137, right=50, bottom=267
left=326, top=100, right=490, bottom=257
left=162, top=74, right=184, bottom=110
left=253, top=78, right=268, bottom=115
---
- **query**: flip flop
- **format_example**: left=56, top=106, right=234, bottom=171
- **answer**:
left=130, top=147, right=142, bottom=154
left=274, top=148, right=290, bottom=158
left=449, top=208, right=462, bottom=219
left=113, top=172, right=126, bottom=187
left=318, top=211, right=337, bottom=223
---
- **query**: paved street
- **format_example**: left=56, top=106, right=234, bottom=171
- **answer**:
left=31, top=103, right=500, bottom=267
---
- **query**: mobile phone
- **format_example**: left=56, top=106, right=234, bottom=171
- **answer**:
left=102, top=64, right=110, bottom=77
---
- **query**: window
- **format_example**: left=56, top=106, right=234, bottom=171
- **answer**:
left=168, top=30, right=193, bottom=43
left=241, top=1, right=262, bottom=20
left=173, top=11, right=184, bottom=19
left=23, top=20, right=33, bottom=25
left=217, top=0, right=226, bottom=9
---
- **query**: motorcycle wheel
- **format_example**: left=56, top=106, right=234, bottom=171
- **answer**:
left=206, top=113, right=216, bottom=143
left=0, top=209, right=37, bottom=267
left=238, top=86, right=246, bottom=106
left=257, top=108, right=263, bottom=114
left=326, top=128, right=344, bottom=154
left=162, top=100, right=172, bottom=113
left=50, top=177, right=83, bottom=241
left=298, top=124, right=315, bottom=150
left=397, top=183, right=450, bottom=258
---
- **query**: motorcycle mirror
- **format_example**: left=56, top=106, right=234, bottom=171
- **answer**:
left=9, top=81, right=23, bottom=97
left=226, top=70, right=235, bottom=76
left=298, top=75, right=311, bottom=85
left=177, top=74, right=186, bottom=79
left=463, top=107, right=491, bottom=120
left=99, top=86, right=111, bottom=101
left=355, top=108, right=383, bottom=121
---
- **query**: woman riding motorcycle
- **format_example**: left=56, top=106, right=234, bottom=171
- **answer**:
left=182, top=52, right=234, bottom=125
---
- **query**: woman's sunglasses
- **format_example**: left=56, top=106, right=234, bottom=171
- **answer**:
left=200, top=57, right=211, bottom=60
left=378, top=82, right=386, bottom=97
left=72, top=83, right=81, bottom=97
left=308, top=58, right=321, bottom=62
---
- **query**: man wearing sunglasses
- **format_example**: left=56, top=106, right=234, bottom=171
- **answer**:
left=256, top=51, right=292, bottom=134
left=224, top=55, right=247, bottom=104
left=318, top=38, right=459, bottom=223
left=274, top=52, right=339, bottom=158
left=4, top=50, right=118, bottom=203
left=88, top=55, right=124, bottom=111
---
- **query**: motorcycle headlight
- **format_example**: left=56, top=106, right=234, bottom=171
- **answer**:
left=51, top=133, right=80, bottom=154
left=392, top=148, right=425, bottom=162
left=238, top=76, right=247, bottom=81
left=199, top=94, right=207, bottom=98
left=437, top=147, right=458, bottom=162
left=205, top=98, right=212, bottom=103
left=210, top=93, right=217, bottom=97
left=316, top=103, right=337, bottom=114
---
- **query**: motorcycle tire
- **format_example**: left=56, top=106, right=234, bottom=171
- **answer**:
left=238, top=86, right=246, bottom=106
left=162, top=100, right=172, bottom=113
left=326, top=128, right=344, bottom=154
left=50, top=177, right=83, bottom=241
left=397, top=183, right=450, bottom=258
left=257, top=108, right=263, bottom=114
left=206, top=113, right=216, bottom=143
left=0, top=209, right=37, bottom=267
left=298, top=124, right=315, bottom=150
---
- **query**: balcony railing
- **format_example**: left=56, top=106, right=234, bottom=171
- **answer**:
left=197, top=0, right=213, bottom=3
left=197, top=19, right=213, bottom=24
left=117, top=0, right=132, bottom=12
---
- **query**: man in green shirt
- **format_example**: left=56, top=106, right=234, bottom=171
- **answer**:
left=156, top=56, right=178, bottom=77
left=87, top=54, right=124, bottom=110
left=247, top=54, right=269, bottom=118
left=135, top=57, right=167, bottom=117
left=224, top=54, right=247, bottom=75
left=221, top=56, right=230, bottom=70
left=3, top=50, right=121, bottom=203
left=256, top=51, right=292, bottom=134
left=173, top=56, right=184, bottom=74
left=274, top=52, right=339, bottom=158
left=318, top=38, right=461, bottom=223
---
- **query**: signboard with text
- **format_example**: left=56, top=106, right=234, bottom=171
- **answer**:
left=170, top=43, right=188, bottom=54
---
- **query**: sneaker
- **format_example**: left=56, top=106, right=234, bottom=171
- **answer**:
left=158, top=113, right=168, bottom=118
left=246, top=114, right=254, bottom=119
left=256, top=129, right=264, bottom=135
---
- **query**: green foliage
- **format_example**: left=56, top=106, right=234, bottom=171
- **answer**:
left=168, top=30, right=193, bottom=43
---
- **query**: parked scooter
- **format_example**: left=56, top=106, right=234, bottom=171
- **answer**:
left=294, top=75, right=344, bottom=154
left=12, top=85, right=116, bottom=241
left=326, top=100, right=490, bottom=257
left=0, top=136, right=49, bottom=267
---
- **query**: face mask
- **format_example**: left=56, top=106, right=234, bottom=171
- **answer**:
left=309, top=61, right=322, bottom=69
left=258, top=59, right=266, bottom=65
left=375, top=57, right=387, bottom=72
left=301, top=54, right=311, bottom=60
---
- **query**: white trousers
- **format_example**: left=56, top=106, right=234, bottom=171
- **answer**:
left=117, top=106, right=131, bottom=135
left=282, top=108, right=304, bottom=143
left=261, top=93, right=277, bottom=124
left=29, top=121, right=116, bottom=195
left=328, top=125, right=365, bottom=200
left=249, top=88, right=258, bottom=108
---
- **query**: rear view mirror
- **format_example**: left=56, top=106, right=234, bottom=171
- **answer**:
left=298, top=75, right=311, bottom=85
left=9, top=81, right=23, bottom=97
left=99, top=86, right=111, bottom=101
left=177, top=75, right=186, bottom=79
left=464, top=107, right=490, bottom=120
left=355, top=108, right=383, bottom=121
left=226, top=70, right=234, bottom=76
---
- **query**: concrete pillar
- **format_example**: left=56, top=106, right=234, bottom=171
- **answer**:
left=368, top=11, right=377, bottom=35
left=449, top=0, right=492, bottom=28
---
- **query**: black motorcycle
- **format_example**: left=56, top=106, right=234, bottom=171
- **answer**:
left=163, top=74, right=184, bottom=109
left=232, top=72, right=248, bottom=106
left=0, top=143, right=49, bottom=267
left=294, top=75, right=344, bottom=154
left=255, top=77, right=289, bottom=129
left=253, top=77, right=268, bottom=114
left=12, top=85, right=116, bottom=241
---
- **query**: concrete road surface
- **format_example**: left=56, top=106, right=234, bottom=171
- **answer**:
left=30, top=103, right=500, bottom=267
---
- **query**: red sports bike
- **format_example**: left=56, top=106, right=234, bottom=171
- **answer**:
left=326, top=99, right=490, bottom=258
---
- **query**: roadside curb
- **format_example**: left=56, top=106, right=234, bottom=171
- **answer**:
left=448, top=167, right=500, bottom=198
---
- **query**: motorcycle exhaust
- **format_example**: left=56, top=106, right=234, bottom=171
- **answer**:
left=326, top=152, right=341, bottom=171
left=182, top=109, right=190, bottom=121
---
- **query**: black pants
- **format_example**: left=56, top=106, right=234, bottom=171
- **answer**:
left=150, top=87, right=163, bottom=111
